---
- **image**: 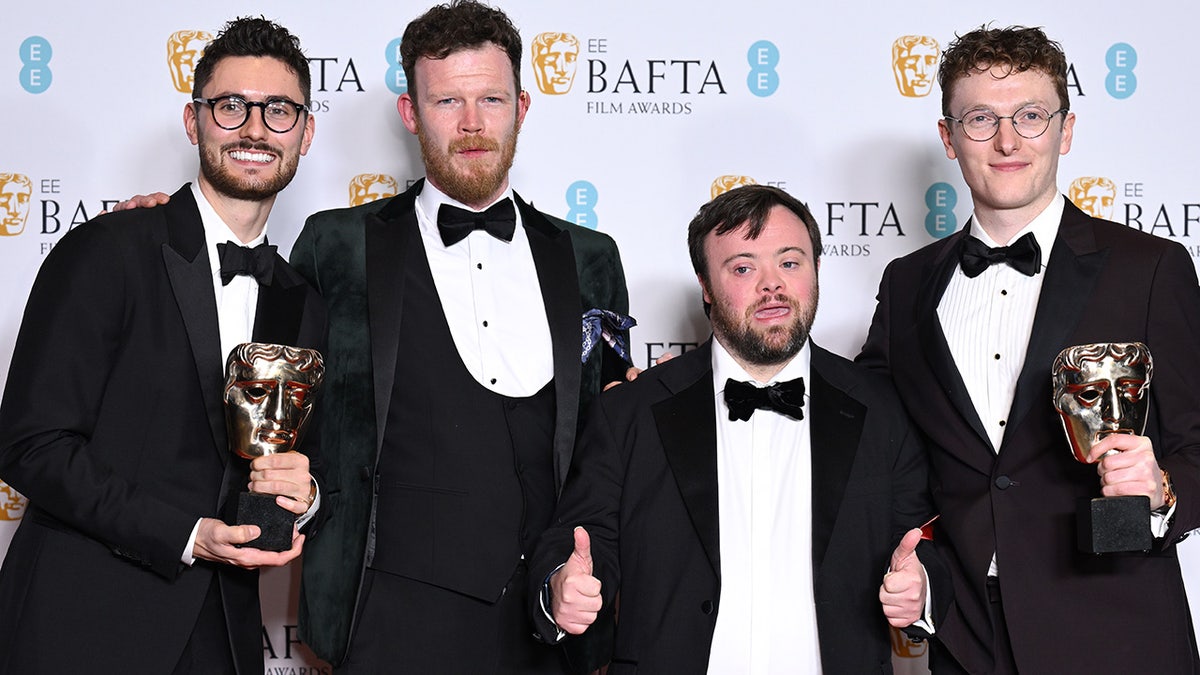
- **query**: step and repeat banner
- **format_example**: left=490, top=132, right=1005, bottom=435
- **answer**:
left=3, top=2, right=1198, bottom=672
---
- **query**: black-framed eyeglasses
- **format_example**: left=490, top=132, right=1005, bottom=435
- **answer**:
left=193, top=95, right=310, bottom=134
left=945, top=105, right=1069, bottom=142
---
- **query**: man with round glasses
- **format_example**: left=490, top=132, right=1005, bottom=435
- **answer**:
left=0, top=17, right=326, bottom=674
left=859, top=24, right=1200, bottom=674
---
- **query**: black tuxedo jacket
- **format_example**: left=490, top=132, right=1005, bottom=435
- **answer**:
left=292, top=180, right=629, bottom=665
left=530, top=340, right=948, bottom=673
left=0, top=185, right=326, bottom=674
left=858, top=199, right=1200, bottom=673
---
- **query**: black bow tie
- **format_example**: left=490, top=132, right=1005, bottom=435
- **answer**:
left=217, top=241, right=276, bottom=286
left=437, top=199, right=517, bottom=247
left=724, top=377, right=806, bottom=422
left=959, top=232, right=1041, bottom=278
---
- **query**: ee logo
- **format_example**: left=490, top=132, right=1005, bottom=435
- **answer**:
left=747, top=40, right=779, bottom=97
left=20, top=36, right=52, bottom=94
left=566, top=181, right=598, bottom=230
left=925, top=182, right=957, bottom=239
left=1105, top=43, right=1136, bottom=99
left=385, top=38, right=407, bottom=95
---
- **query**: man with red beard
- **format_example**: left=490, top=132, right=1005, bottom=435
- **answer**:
left=0, top=17, right=326, bottom=674
left=290, top=1, right=630, bottom=673
left=528, top=185, right=948, bottom=673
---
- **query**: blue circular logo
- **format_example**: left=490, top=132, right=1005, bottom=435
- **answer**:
left=1105, top=43, right=1137, bottom=99
left=385, top=38, right=407, bottom=95
left=20, top=36, right=53, bottom=94
left=747, top=40, right=779, bottom=98
left=924, top=182, right=957, bottom=239
left=566, top=181, right=599, bottom=229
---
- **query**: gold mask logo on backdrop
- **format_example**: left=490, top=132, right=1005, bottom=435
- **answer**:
left=892, top=35, right=939, bottom=98
left=531, top=32, right=581, bottom=95
left=0, top=481, right=27, bottom=521
left=710, top=175, right=758, bottom=199
left=349, top=174, right=399, bottom=206
left=1069, top=176, right=1117, bottom=220
left=0, top=173, right=33, bottom=237
left=167, top=30, right=213, bottom=94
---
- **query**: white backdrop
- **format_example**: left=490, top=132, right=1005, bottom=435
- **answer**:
left=3, top=2, right=1199, bottom=672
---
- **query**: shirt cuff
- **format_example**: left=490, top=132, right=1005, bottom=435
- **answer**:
left=296, top=479, right=321, bottom=529
left=540, top=562, right=568, bottom=643
left=1150, top=499, right=1177, bottom=538
left=181, top=519, right=201, bottom=566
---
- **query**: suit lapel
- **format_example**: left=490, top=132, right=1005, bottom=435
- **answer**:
left=652, top=342, right=721, bottom=579
left=160, top=185, right=228, bottom=463
left=808, top=346, right=864, bottom=572
left=914, top=226, right=997, bottom=457
left=365, top=182, right=422, bottom=453
left=1003, top=202, right=1107, bottom=444
left=517, top=193, right=583, bottom=490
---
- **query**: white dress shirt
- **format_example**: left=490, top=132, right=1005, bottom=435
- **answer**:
left=708, top=339, right=822, bottom=675
left=414, top=181, right=553, bottom=395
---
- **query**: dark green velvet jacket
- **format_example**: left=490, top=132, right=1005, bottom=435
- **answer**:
left=290, top=180, right=628, bottom=667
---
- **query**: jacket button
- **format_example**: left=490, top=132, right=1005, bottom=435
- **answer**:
left=361, top=465, right=373, bottom=481
left=701, top=600, right=714, bottom=615
left=995, top=475, right=1013, bottom=490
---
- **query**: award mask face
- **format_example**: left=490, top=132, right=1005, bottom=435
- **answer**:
left=1052, top=342, right=1152, bottom=463
left=224, top=343, right=324, bottom=460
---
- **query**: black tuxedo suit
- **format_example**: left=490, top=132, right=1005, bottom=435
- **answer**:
left=858, top=199, right=1200, bottom=673
left=292, top=180, right=629, bottom=668
left=530, top=340, right=947, bottom=673
left=0, top=185, right=326, bottom=674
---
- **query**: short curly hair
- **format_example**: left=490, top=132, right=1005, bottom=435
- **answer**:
left=938, top=25, right=1068, bottom=117
left=192, top=16, right=311, bottom=106
left=401, top=0, right=523, bottom=98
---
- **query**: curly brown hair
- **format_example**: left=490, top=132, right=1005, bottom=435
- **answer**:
left=938, top=25, right=1069, bottom=116
left=401, top=0, right=523, bottom=99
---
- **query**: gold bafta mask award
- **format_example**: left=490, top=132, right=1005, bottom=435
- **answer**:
left=224, top=342, right=324, bottom=550
left=1052, top=342, right=1153, bottom=553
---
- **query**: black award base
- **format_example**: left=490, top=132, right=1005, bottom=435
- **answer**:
left=237, top=492, right=295, bottom=551
left=1077, top=495, right=1152, bottom=554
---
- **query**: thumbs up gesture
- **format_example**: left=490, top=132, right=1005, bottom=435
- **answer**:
left=550, top=526, right=603, bottom=635
left=879, top=527, right=928, bottom=627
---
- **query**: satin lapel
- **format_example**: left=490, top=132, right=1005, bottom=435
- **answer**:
left=251, top=259, right=305, bottom=346
left=160, top=186, right=227, bottom=463
left=365, top=184, right=421, bottom=455
left=517, top=193, right=582, bottom=489
left=915, top=227, right=995, bottom=454
left=652, top=342, right=721, bottom=579
left=808, top=346, right=864, bottom=572
left=1004, top=203, right=1106, bottom=441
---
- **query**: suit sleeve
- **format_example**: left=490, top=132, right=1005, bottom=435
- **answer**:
left=0, top=224, right=198, bottom=579
left=856, top=260, right=895, bottom=373
left=1144, top=243, right=1200, bottom=543
left=529, top=390, right=625, bottom=664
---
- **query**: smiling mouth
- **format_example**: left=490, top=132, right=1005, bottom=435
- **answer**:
left=229, top=150, right=275, bottom=164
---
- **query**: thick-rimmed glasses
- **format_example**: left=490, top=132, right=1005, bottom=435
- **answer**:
left=945, top=105, right=1069, bottom=142
left=193, top=95, right=310, bottom=134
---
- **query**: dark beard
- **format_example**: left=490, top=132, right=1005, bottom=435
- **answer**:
left=710, top=289, right=818, bottom=367
left=418, top=122, right=518, bottom=207
left=199, top=139, right=297, bottom=201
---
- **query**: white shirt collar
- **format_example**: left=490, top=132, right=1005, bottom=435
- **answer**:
left=190, top=181, right=268, bottom=278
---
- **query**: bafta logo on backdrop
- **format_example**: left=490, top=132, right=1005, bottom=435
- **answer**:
left=349, top=174, right=399, bottom=206
left=167, top=30, right=213, bottom=94
left=0, top=173, right=32, bottom=237
left=531, top=32, right=580, bottom=95
left=1069, top=176, right=1117, bottom=220
left=892, top=35, right=939, bottom=98
left=0, top=481, right=27, bottom=521
left=710, top=175, right=758, bottom=199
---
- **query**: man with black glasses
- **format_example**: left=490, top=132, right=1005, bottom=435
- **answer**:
left=0, top=17, right=326, bottom=674
left=859, top=25, right=1200, bottom=673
